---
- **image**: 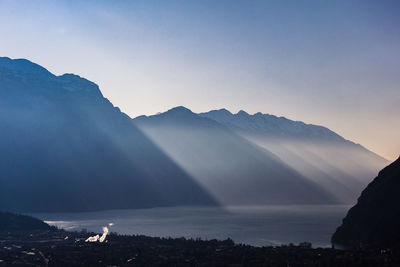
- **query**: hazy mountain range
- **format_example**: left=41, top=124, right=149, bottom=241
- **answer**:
left=0, top=57, right=390, bottom=212
left=134, top=107, right=388, bottom=205
left=134, top=107, right=336, bottom=205
left=200, top=109, right=388, bottom=203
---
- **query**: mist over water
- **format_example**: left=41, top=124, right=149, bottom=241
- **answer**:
left=33, top=205, right=349, bottom=247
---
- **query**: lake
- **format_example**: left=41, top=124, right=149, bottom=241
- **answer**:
left=32, top=205, right=349, bottom=247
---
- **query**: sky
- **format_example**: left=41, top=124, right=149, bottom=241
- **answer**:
left=0, top=0, right=399, bottom=160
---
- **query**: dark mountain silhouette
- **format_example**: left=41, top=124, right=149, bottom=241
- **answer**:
left=134, top=107, right=337, bottom=205
left=0, top=212, right=52, bottom=233
left=200, top=109, right=389, bottom=203
left=332, top=156, right=400, bottom=248
left=0, top=57, right=216, bottom=212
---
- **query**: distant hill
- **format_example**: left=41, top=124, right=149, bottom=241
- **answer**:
left=0, top=57, right=216, bottom=212
left=332, top=156, right=400, bottom=248
left=0, top=212, right=51, bottom=233
left=134, top=107, right=337, bottom=205
left=200, top=109, right=389, bottom=203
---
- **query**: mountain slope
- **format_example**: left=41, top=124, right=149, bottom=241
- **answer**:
left=200, top=109, right=389, bottom=203
left=332, top=156, right=400, bottom=248
left=0, top=212, right=52, bottom=234
left=134, top=107, right=337, bottom=205
left=0, top=57, right=217, bottom=212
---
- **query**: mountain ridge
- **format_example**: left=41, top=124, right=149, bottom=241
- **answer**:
left=0, top=57, right=390, bottom=212
left=134, top=107, right=343, bottom=205
left=201, top=108, right=350, bottom=143
left=200, top=108, right=386, bottom=161
left=134, top=106, right=388, bottom=204
left=0, top=57, right=217, bottom=212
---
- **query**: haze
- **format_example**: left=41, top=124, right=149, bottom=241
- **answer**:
left=0, top=0, right=398, bottom=160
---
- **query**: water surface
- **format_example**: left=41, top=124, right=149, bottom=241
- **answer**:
left=33, top=205, right=349, bottom=247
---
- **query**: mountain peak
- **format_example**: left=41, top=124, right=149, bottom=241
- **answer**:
left=237, top=110, right=249, bottom=116
left=215, top=108, right=233, bottom=115
left=134, top=106, right=225, bottom=129
left=167, top=106, right=193, bottom=114
left=162, top=106, right=198, bottom=118
left=0, top=57, right=52, bottom=76
left=57, top=73, right=102, bottom=96
left=0, top=57, right=102, bottom=96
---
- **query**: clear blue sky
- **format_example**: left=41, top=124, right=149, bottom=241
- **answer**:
left=0, top=0, right=399, bottom=160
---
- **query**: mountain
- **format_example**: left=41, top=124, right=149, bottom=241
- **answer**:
left=0, top=57, right=388, bottom=213
left=200, top=109, right=344, bottom=141
left=0, top=57, right=217, bottom=212
left=200, top=109, right=389, bottom=203
left=332, top=156, right=400, bottom=248
left=134, top=107, right=337, bottom=205
left=0, top=212, right=52, bottom=234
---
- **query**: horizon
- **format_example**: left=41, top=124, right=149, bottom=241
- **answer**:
left=0, top=0, right=399, bottom=160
